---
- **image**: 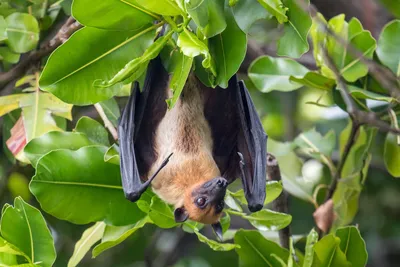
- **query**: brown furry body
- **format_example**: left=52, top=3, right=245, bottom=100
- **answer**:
left=146, top=75, right=221, bottom=223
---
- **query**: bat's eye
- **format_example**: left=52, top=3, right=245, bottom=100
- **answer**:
left=196, top=197, right=207, bottom=208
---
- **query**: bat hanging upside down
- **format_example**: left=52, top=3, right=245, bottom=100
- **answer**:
left=119, top=57, right=267, bottom=238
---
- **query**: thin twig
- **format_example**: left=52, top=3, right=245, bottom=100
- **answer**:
left=94, top=103, right=119, bottom=141
left=0, top=17, right=82, bottom=90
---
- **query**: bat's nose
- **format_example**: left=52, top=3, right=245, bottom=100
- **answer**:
left=216, top=177, right=227, bottom=188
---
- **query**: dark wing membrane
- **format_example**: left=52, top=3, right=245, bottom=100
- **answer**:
left=118, top=57, right=169, bottom=202
left=203, top=76, right=267, bottom=212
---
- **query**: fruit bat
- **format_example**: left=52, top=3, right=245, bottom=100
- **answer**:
left=119, top=57, right=267, bottom=239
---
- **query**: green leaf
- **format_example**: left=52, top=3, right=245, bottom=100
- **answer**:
left=313, top=234, right=351, bottom=267
left=315, top=15, right=377, bottom=82
left=289, top=72, right=335, bottom=91
left=194, top=230, right=238, bottom=251
left=293, top=129, right=336, bottom=162
left=220, top=213, right=231, bottom=234
left=72, top=0, right=155, bottom=30
left=186, top=0, right=227, bottom=38
left=0, top=197, right=56, bottom=267
left=248, top=56, right=308, bottom=93
left=231, top=0, right=270, bottom=33
left=229, top=180, right=283, bottom=205
left=0, top=236, right=30, bottom=262
left=209, top=5, right=247, bottom=88
left=75, top=116, right=110, bottom=146
left=97, top=31, right=173, bottom=88
left=67, top=222, right=106, bottom=267
left=235, top=230, right=289, bottom=266
left=134, top=0, right=182, bottom=16
left=335, top=226, right=368, bottom=267
left=344, top=85, right=394, bottom=102
left=162, top=44, right=193, bottom=109
left=268, top=139, right=315, bottom=204
left=225, top=192, right=243, bottom=212
left=24, top=131, right=93, bottom=166
left=39, top=25, right=156, bottom=105
left=376, top=20, right=400, bottom=76
left=98, top=98, right=120, bottom=127
left=30, top=146, right=145, bottom=225
left=384, top=132, right=400, bottom=177
left=241, top=209, right=292, bottom=231
left=257, top=0, right=288, bottom=24
left=303, top=228, right=318, bottom=267
left=277, top=0, right=311, bottom=58
left=104, top=144, right=120, bottom=165
left=0, top=47, right=20, bottom=63
left=92, top=216, right=150, bottom=258
left=5, top=13, right=39, bottom=53
left=380, top=0, right=400, bottom=18
left=0, top=15, right=6, bottom=41
left=177, top=28, right=216, bottom=76
left=148, top=196, right=177, bottom=228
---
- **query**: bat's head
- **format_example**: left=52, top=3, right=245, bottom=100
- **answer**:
left=174, top=177, right=228, bottom=238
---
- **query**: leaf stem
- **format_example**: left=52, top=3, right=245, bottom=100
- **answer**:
left=94, top=103, right=118, bottom=141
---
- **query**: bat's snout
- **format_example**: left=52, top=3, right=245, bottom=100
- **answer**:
left=216, top=177, right=228, bottom=188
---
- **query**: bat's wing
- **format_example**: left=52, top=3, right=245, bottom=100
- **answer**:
left=203, top=76, right=267, bottom=212
left=119, top=58, right=171, bottom=202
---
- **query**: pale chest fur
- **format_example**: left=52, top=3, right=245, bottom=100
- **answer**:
left=148, top=76, right=220, bottom=207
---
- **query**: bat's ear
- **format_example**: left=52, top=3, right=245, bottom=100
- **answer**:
left=211, top=222, right=223, bottom=241
left=174, top=207, right=189, bottom=223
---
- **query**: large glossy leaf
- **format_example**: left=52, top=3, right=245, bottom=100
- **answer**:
left=24, top=132, right=93, bottom=166
left=0, top=15, right=6, bottom=41
left=0, top=236, right=30, bottom=263
left=277, top=0, right=311, bottom=58
left=177, top=28, right=216, bottom=76
left=160, top=42, right=193, bottom=109
left=5, top=13, right=39, bottom=53
left=186, top=0, right=226, bottom=38
left=241, top=209, right=292, bottom=231
left=209, top=5, right=247, bottom=88
left=345, top=85, right=393, bottom=102
left=92, top=216, right=150, bottom=257
left=0, top=46, right=20, bottom=63
left=257, top=0, right=288, bottom=24
left=384, top=132, right=400, bottom=177
left=134, top=0, right=182, bottom=16
left=335, top=226, right=368, bottom=267
left=231, top=0, right=270, bottom=33
left=148, top=196, right=177, bottom=229
left=376, top=20, right=400, bottom=76
left=30, top=146, right=145, bottom=225
left=67, top=222, right=106, bottom=267
left=235, top=230, right=289, bottom=266
left=39, top=25, right=156, bottom=105
left=314, top=234, right=351, bottom=267
left=72, top=0, right=155, bottom=30
left=303, top=228, right=319, bottom=267
left=289, top=72, right=335, bottom=91
left=248, top=56, right=308, bottom=93
left=75, top=116, right=110, bottom=146
left=0, top=197, right=56, bottom=267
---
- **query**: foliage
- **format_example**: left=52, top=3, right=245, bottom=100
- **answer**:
left=0, top=0, right=399, bottom=266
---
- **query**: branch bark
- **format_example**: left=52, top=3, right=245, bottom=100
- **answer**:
left=0, top=17, right=82, bottom=90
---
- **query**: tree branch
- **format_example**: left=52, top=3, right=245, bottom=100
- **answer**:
left=0, top=17, right=82, bottom=90
left=267, top=153, right=291, bottom=249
